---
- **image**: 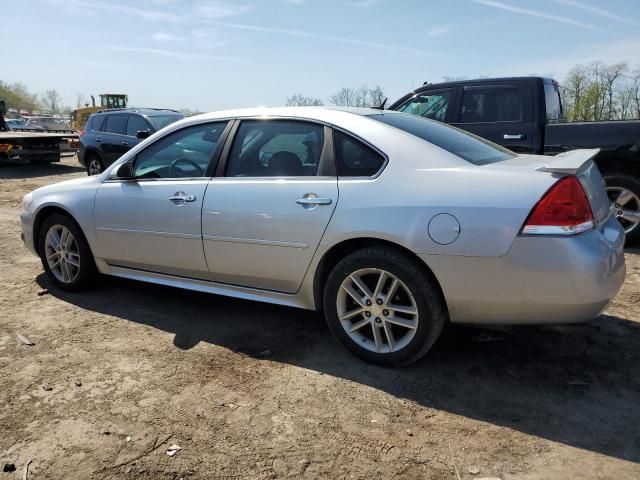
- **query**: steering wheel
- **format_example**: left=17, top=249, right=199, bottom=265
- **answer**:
left=169, top=158, right=204, bottom=178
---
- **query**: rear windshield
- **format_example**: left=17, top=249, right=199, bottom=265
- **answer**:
left=368, top=112, right=515, bottom=165
left=148, top=114, right=183, bottom=130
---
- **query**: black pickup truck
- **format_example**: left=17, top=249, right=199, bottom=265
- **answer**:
left=0, top=100, right=79, bottom=165
left=390, top=76, right=640, bottom=243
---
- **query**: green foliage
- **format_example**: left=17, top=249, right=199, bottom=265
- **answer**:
left=0, top=80, right=42, bottom=113
left=562, top=62, right=639, bottom=121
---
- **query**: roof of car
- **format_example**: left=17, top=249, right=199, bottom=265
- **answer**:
left=94, top=108, right=181, bottom=116
left=415, top=76, right=556, bottom=90
left=186, top=106, right=385, bottom=124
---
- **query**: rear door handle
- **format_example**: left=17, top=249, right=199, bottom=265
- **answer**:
left=121, top=141, right=129, bottom=146
left=503, top=134, right=525, bottom=140
left=95, top=137, right=102, bottom=143
left=296, top=196, right=332, bottom=208
left=169, top=192, right=197, bottom=205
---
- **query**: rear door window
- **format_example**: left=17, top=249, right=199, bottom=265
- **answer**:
left=458, top=87, right=523, bottom=123
left=225, top=120, right=324, bottom=177
left=104, top=114, right=127, bottom=135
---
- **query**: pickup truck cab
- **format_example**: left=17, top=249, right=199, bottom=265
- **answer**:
left=390, top=77, right=640, bottom=243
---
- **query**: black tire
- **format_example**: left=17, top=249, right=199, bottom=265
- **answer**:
left=38, top=213, right=97, bottom=291
left=603, top=172, right=640, bottom=245
left=86, top=153, right=104, bottom=176
left=322, top=247, right=446, bottom=366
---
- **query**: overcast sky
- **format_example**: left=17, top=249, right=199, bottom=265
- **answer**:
left=2, top=0, right=640, bottom=111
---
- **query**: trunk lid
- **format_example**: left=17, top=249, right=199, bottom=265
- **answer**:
left=492, top=149, right=610, bottom=227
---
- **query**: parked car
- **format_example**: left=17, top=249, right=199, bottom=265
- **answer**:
left=78, top=108, right=184, bottom=175
left=5, top=118, right=45, bottom=131
left=390, top=76, right=640, bottom=243
left=20, top=107, right=625, bottom=366
left=26, top=116, right=70, bottom=131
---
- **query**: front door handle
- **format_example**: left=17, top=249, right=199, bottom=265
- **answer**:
left=169, top=191, right=197, bottom=205
left=121, top=141, right=129, bottom=146
left=503, top=134, right=525, bottom=140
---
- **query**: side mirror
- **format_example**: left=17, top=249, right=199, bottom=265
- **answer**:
left=0, top=100, right=6, bottom=115
left=113, top=162, right=134, bottom=179
left=136, top=130, right=150, bottom=139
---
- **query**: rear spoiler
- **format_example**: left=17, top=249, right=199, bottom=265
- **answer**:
left=536, top=148, right=600, bottom=175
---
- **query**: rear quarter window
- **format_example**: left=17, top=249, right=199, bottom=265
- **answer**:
left=369, top=112, right=515, bottom=166
left=334, top=130, right=385, bottom=177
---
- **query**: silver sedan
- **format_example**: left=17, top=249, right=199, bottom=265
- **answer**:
left=20, top=107, right=626, bottom=365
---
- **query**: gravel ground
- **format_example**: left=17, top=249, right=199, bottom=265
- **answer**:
left=1, top=156, right=639, bottom=480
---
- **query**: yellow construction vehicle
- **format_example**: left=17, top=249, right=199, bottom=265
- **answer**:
left=70, top=94, right=128, bottom=130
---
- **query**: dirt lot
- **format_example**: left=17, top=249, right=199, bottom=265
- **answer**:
left=1, top=156, right=639, bottom=480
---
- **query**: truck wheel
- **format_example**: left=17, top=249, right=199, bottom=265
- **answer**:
left=323, top=247, right=446, bottom=366
left=604, top=173, right=640, bottom=245
left=86, top=154, right=104, bottom=176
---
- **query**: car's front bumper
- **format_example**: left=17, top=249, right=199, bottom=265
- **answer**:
left=20, top=210, right=37, bottom=256
left=77, top=145, right=87, bottom=167
left=421, top=215, right=626, bottom=325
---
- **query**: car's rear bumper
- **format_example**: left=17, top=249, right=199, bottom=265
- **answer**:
left=421, top=215, right=626, bottom=325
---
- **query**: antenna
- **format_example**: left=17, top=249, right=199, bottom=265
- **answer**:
left=371, top=97, right=388, bottom=110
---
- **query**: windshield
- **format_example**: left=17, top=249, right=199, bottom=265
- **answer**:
left=368, top=112, right=515, bottom=165
left=148, top=114, right=184, bottom=130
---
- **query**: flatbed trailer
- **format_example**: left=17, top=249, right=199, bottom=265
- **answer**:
left=0, top=131, right=80, bottom=164
left=0, top=100, right=79, bottom=164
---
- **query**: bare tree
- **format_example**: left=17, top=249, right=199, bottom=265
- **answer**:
left=616, top=85, right=635, bottom=119
left=76, top=93, right=87, bottom=108
left=328, top=85, right=386, bottom=108
left=328, top=87, right=358, bottom=107
left=285, top=94, right=324, bottom=107
left=41, top=89, right=62, bottom=113
left=602, top=62, right=628, bottom=119
left=368, top=85, right=385, bottom=108
left=631, top=68, right=640, bottom=119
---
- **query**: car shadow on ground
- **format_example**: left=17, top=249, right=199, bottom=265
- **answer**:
left=37, top=270, right=640, bottom=465
left=0, top=160, right=84, bottom=179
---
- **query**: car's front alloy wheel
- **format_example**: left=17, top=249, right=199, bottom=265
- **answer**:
left=44, top=225, right=81, bottom=284
left=323, top=247, right=446, bottom=366
left=39, top=213, right=97, bottom=291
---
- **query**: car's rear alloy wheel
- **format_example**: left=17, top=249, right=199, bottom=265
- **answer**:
left=323, top=247, right=446, bottom=366
left=39, top=214, right=97, bottom=291
left=337, top=268, right=419, bottom=354
left=87, top=156, right=103, bottom=175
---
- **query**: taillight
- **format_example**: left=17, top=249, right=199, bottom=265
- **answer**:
left=521, top=176, right=594, bottom=235
left=77, top=130, right=85, bottom=137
